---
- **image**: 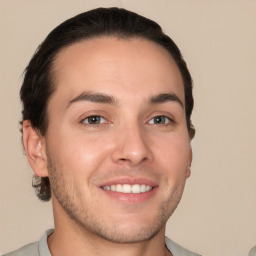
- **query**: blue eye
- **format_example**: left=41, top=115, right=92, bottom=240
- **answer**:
left=82, top=116, right=106, bottom=125
left=148, top=116, right=172, bottom=125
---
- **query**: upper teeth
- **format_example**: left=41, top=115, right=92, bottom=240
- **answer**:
left=102, top=184, right=152, bottom=193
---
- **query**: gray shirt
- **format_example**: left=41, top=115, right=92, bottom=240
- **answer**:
left=4, top=229, right=200, bottom=256
left=249, top=246, right=256, bottom=256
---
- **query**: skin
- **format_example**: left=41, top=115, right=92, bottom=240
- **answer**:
left=23, top=37, right=192, bottom=256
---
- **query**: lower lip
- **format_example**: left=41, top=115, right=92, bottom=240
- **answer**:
left=101, top=187, right=158, bottom=204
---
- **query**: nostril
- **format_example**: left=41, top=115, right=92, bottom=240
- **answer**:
left=118, top=156, right=148, bottom=165
left=111, top=135, right=153, bottom=166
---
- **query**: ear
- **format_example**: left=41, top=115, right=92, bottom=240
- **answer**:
left=23, top=120, right=48, bottom=177
left=186, top=145, right=192, bottom=179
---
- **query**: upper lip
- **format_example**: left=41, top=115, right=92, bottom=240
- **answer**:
left=98, top=177, right=158, bottom=187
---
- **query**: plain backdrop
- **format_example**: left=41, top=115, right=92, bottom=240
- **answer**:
left=0, top=1, right=256, bottom=255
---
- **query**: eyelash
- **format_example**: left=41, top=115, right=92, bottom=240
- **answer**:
left=80, top=115, right=174, bottom=127
left=81, top=115, right=108, bottom=126
left=148, top=115, right=174, bottom=125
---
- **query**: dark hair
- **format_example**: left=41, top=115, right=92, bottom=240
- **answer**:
left=20, top=7, right=195, bottom=201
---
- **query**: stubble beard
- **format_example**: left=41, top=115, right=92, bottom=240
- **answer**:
left=46, top=151, right=186, bottom=244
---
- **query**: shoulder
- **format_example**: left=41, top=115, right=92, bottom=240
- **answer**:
left=165, top=237, right=201, bottom=256
left=3, top=241, right=39, bottom=256
left=249, top=246, right=256, bottom=256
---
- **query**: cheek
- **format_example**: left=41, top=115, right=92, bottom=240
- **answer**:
left=47, top=129, right=114, bottom=179
left=152, top=135, right=191, bottom=179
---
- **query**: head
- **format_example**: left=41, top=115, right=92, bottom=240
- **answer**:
left=21, top=7, right=195, bottom=243
left=21, top=8, right=195, bottom=201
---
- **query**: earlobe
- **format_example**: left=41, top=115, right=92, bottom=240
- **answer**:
left=186, top=166, right=191, bottom=178
left=23, top=120, right=48, bottom=177
left=186, top=146, right=192, bottom=179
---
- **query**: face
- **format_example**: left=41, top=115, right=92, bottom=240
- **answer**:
left=44, top=37, right=192, bottom=243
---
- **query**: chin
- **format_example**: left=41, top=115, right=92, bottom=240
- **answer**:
left=72, top=209, right=168, bottom=244
left=93, top=222, right=165, bottom=244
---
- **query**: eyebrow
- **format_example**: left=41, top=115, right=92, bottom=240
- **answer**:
left=149, top=93, right=184, bottom=108
left=67, top=91, right=118, bottom=108
left=67, top=91, right=183, bottom=108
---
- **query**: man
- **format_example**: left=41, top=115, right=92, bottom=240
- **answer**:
left=5, top=7, right=199, bottom=256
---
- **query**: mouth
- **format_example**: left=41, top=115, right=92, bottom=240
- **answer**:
left=102, top=184, right=153, bottom=194
left=99, top=178, right=157, bottom=203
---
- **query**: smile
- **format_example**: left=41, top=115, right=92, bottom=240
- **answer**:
left=102, top=184, right=153, bottom=194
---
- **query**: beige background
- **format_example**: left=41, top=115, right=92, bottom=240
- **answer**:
left=0, top=0, right=255, bottom=255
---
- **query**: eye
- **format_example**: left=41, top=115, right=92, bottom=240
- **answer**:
left=82, top=115, right=107, bottom=125
left=148, top=116, right=172, bottom=125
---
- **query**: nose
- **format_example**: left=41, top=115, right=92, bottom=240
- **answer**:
left=111, top=123, right=153, bottom=167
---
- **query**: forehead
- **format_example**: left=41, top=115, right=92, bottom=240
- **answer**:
left=51, top=36, right=184, bottom=104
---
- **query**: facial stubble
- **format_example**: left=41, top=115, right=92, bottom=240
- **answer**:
left=46, top=149, right=186, bottom=244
